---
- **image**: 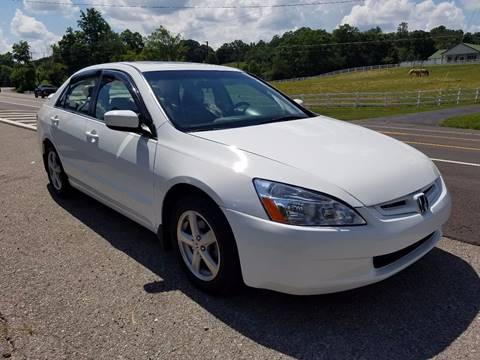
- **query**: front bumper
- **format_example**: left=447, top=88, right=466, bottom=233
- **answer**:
left=224, top=181, right=451, bottom=295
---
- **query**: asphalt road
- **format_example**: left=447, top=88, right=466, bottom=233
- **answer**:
left=356, top=104, right=480, bottom=126
left=0, top=90, right=45, bottom=111
left=0, top=123, right=479, bottom=359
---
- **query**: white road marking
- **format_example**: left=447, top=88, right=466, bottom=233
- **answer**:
left=365, top=124, right=480, bottom=136
left=0, top=118, right=36, bottom=131
left=0, top=111, right=37, bottom=130
left=431, top=158, right=480, bottom=167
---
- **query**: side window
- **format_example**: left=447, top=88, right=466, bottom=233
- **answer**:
left=95, top=76, right=139, bottom=121
left=63, top=77, right=97, bottom=115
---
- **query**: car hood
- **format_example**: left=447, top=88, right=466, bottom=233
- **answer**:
left=191, top=116, right=439, bottom=206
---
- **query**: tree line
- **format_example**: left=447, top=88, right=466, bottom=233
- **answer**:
left=1, top=8, right=479, bottom=91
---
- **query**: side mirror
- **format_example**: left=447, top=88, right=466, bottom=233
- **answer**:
left=104, top=110, right=139, bottom=131
left=293, top=98, right=304, bottom=106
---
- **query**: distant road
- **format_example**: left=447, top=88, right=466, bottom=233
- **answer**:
left=0, top=88, right=45, bottom=111
left=356, top=104, right=480, bottom=126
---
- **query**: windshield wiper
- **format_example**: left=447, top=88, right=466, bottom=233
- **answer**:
left=258, top=115, right=307, bottom=125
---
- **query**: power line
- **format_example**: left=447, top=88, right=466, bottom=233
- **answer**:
left=20, top=0, right=364, bottom=9
left=274, top=34, right=465, bottom=49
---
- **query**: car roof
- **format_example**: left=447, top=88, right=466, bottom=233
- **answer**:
left=75, top=61, right=242, bottom=75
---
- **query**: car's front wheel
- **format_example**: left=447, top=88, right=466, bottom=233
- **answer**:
left=169, top=195, right=242, bottom=295
left=44, top=145, right=70, bottom=196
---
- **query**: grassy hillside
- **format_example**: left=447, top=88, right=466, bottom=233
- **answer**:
left=271, top=64, right=480, bottom=120
left=441, top=113, right=480, bottom=130
left=274, top=64, right=480, bottom=95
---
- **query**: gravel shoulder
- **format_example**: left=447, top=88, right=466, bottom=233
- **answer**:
left=1, top=124, right=479, bottom=359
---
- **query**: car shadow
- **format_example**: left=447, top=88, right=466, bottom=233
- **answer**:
left=49, top=186, right=480, bottom=360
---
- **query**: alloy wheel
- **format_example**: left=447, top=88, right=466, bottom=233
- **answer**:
left=177, top=210, right=221, bottom=281
left=47, top=150, right=62, bottom=191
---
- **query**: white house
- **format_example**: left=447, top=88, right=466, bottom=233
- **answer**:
left=428, top=43, right=480, bottom=63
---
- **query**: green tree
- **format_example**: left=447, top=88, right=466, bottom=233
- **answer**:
left=179, top=39, right=205, bottom=63
left=77, top=8, right=111, bottom=47
left=12, top=41, right=32, bottom=64
left=0, top=65, right=12, bottom=86
left=11, top=64, right=36, bottom=92
left=56, top=27, right=89, bottom=74
left=397, top=22, right=409, bottom=37
left=120, top=29, right=144, bottom=53
left=217, top=40, right=250, bottom=64
left=142, top=26, right=183, bottom=60
left=205, top=47, right=218, bottom=64
left=36, top=61, right=68, bottom=86
left=430, top=26, right=464, bottom=50
left=0, top=52, right=14, bottom=67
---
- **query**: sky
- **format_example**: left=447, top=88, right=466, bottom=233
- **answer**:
left=0, top=0, right=479, bottom=58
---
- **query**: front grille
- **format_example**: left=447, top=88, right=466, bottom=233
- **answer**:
left=380, top=199, right=406, bottom=210
left=375, top=178, right=443, bottom=217
left=373, top=232, right=435, bottom=269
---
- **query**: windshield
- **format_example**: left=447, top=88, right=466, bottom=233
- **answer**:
left=143, top=70, right=310, bottom=131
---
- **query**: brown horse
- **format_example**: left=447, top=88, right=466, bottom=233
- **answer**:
left=409, top=68, right=430, bottom=77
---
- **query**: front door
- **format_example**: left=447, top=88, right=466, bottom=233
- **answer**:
left=50, top=73, right=99, bottom=185
left=81, top=70, right=157, bottom=229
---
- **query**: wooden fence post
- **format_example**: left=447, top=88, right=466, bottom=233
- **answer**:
left=384, top=92, right=388, bottom=107
left=456, top=89, right=462, bottom=104
left=354, top=92, right=359, bottom=108
left=416, top=90, right=421, bottom=107
left=475, top=88, right=479, bottom=104
left=437, top=91, right=442, bottom=106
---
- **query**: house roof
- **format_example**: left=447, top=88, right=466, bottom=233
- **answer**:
left=464, top=43, right=480, bottom=52
left=428, top=49, right=446, bottom=60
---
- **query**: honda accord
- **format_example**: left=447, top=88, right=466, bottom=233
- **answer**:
left=37, top=62, right=451, bottom=295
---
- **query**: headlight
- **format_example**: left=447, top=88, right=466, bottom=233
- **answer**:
left=253, top=179, right=366, bottom=226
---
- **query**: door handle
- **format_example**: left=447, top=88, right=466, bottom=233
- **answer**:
left=50, top=116, right=59, bottom=127
left=85, top=129, right=99, bottom=143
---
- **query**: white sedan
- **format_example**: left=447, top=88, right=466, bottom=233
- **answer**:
left=37, top=62, right=451, bottom=295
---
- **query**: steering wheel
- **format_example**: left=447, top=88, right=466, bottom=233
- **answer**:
left=232, top=101, right=250, bottom=114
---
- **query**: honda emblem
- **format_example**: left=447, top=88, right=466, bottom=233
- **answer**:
left=414, top=193, right=429, bottom=214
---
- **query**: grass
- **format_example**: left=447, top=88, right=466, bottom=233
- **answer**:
left=441, top=112, right=480, bottom=130
left=273, top=64, right=480, bottom=94
left=269, top=64, right=480, bottom=120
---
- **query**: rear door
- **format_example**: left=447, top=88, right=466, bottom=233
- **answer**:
left=82, top=70, right=157, bottom=228
left=50, top=72, right=100, bottom=184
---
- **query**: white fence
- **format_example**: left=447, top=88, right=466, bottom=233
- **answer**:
left=293, top=88, right=480, bottom=108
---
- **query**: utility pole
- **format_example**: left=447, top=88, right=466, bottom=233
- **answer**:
left=205, top=41, right=209, bottom=63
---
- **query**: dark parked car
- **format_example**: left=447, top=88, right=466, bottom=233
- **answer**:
left=34, top=84, right=58, bottom=98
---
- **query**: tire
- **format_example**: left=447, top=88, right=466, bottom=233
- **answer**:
left=44, top=145, right=71, bottom=196
left=34, top=93, right=38, bottom=98
left=169, top=194, right=242, bottom=295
